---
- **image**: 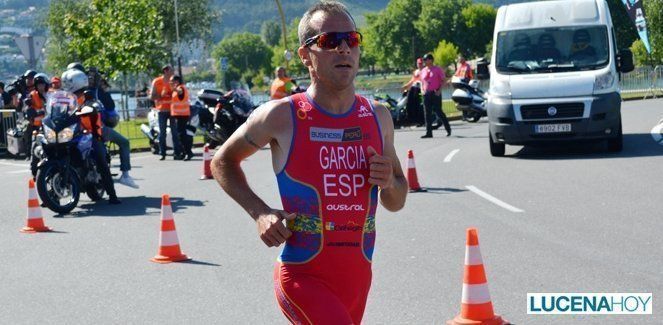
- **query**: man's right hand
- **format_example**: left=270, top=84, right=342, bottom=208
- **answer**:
left=256, top=210, right=297, bottom=247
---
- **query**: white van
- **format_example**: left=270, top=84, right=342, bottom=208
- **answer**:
left=480, top=0, right=634, bottom=156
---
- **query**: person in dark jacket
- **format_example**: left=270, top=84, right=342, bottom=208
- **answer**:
left=87, top=67, right=137, bottom=188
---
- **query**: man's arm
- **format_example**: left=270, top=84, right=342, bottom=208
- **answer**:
left=149, top=80, right=160, bottom=101
left=211, top=100, right=296, bottom=247
left=369, top=102, right=408, bottom=211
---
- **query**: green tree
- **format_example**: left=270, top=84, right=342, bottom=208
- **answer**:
left=644, top=0, right=663, bottom=63
left=157, top=0, right=219, bottom=46
left=459, top=3, right=496, bottom=58
left=271, top=17, right=307, bottom=78
left=212, top=32, right=273, bottom=89
left=630, top=39, right=648, bottom=66
left=46, top=0, right=169, bottom=78
left=432, top=40, right=459, bottom=75
left=415, top=0, right=471, bottom=54
left=45, top=0, right=217, bottom=78
left=363, top=0, right=423, bottom=70
left=261, top=20, right=282, bottom=47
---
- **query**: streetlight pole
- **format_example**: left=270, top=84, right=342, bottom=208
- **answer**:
left=174, top=0, right=183, bottom=80
left=275, top=0, right=289, bottom=69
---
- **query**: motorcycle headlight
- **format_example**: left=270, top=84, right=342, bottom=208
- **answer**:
left=57, top=124, right=76, bottom=143
left=593, top=70, right=615, bottom=94
left=43, top=125, right=57, bottom=143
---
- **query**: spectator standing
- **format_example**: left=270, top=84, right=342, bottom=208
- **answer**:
left=169, top=75, right=194, bottom=161
left=420, top=53, right=451, bottom=138
left=150, top=65, right=181, bottom=160
left=269, top=66, right=296, bottom=100
left=454, top=55, right=474, bottom=80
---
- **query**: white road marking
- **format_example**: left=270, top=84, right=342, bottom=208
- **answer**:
left=466, top=185, right=524, bottom=213
left=0, top=161, right=29, bottom=168
left=444, top=149, right=460, bottom=163
left=7, top=169, right=29, bottom=174
left=651, top=123, right=663, bottom=145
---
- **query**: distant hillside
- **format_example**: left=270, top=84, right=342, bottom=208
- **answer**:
left=212, top=0, right=390, bottom=42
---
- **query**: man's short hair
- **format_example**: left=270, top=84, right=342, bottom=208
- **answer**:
left=0, top=82, right=4, bottom=90
left=298, top=1, right=356, bottom=46
left=171, top=75, right=182, bottom=84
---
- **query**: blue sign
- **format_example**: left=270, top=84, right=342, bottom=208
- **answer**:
left=220, top=57, right=228, bottom=71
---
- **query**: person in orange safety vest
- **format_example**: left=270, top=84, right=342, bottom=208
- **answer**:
left=169, top=75, right=193, bottom=161
left=151, top=64, right=181, bottom=160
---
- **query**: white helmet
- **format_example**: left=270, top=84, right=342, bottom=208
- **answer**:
left=61, top=69, right=88, bottom=93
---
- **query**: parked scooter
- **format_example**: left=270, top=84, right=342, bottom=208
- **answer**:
left=140, top=102, right=201, bottom=155
left=451, top=76, right=487, bottom=123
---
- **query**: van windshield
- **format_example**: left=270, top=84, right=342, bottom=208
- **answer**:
left=495, top=26, right=609, bottom=74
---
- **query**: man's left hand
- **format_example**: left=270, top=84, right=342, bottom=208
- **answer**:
left=367, top=146, right=394, bottom=189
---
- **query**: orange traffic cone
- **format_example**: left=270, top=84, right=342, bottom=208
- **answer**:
left=447, top=228, right=507, bottom=325
left=151, top=195, right=190, bottom=263
left=406, top=150, right=426, bottom=192
left=200, top=144, right=213, bottom=180
left=20, top=179, right=52, bottom=233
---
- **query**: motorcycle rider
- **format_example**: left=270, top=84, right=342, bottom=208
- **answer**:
left=25, top=74, right=49, bottom=175
left=87, top=66, right=138, bottom=188
left=169, top=75, right=194, bottom=161
left=61, top=69, right=121, bottom=204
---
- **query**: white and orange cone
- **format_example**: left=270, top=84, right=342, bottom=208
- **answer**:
left=406, top=150, right=426, bottom=192
left=151, top=195, right=190, bottom=263
left=447, top=228, right=507, bottom=325
left=20, top=179, right=52, bottom=233
left=200, top=144, right=213, bottom=180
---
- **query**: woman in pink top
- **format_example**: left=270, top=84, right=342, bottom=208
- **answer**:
left=420, top=53, right=451, bottom=138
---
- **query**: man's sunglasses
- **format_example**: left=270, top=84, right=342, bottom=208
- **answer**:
left=304, top=31, right=363, bottom=49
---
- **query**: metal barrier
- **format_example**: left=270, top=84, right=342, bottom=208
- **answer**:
left=0, top=109, right=19, bottom=150
left=620, top=65, right=663, bottom=98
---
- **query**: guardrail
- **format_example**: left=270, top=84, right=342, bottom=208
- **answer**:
left=0, top=109, right=19, bottom=151
left=620, top=65, right=663, bottom=98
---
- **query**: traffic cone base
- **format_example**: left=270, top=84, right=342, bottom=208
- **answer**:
left=20, top=225, right=51, bottom=233
left=447, top=313, right=506, bottom=325
left=21, top=179, right=52, bottom=233
left=151, top=253, right=190, bottom=264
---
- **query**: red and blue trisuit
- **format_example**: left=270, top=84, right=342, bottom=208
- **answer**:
left=274, top=92, right=383, bottom=324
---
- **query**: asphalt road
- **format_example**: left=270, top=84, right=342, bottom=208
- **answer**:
left=1, top=99, right=662, bottom=324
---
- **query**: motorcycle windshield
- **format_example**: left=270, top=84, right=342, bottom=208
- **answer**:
left=46, top=91, right=78, bottom=131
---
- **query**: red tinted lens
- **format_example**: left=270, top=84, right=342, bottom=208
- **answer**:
left=317, top=33, right=340, bottom=49
left=346, top=32, right=362, bottom=47
left=317, top=32, right=362, bottom=49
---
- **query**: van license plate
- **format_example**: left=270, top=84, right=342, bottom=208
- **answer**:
left=534, top=124, right=572, bottom=133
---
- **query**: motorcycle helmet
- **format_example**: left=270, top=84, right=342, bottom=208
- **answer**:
left=103, top=110, right=120, bottom=128
left=61, top=69, right=88, bottom=93
left=23, top=70, right=37, bottom=78
left=67, top=62, right=85, bottom=72
left=34, top=73, right=50, bottom=86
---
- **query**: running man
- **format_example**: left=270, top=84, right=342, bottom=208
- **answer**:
left=211, top=2, right=408, bottom=324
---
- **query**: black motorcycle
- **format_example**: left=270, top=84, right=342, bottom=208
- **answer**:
left=197, top=89, right=255, bottom=149
left=35, top=102, right=108, bottom=214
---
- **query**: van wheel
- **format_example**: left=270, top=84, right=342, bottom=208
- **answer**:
left=607, top=119, right=623, bottom=152
left=489, top=132, right=505, bottom=157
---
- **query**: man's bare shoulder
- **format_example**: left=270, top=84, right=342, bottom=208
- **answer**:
left=370, top=100, right=394, bottom=133
left=247, top=98, right=292, bottom=130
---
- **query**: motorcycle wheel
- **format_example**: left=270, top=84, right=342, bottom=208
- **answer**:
left=86, top=181, right=106, bottom=201
left=471, top=113, right=481, bottom=123
left=36, top=164, right=80, bottom=214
